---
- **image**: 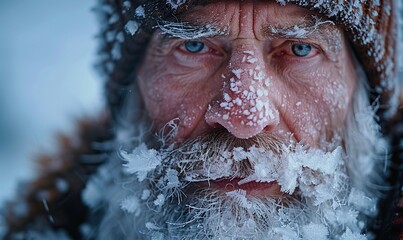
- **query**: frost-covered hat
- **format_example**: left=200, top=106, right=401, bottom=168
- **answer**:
left=95, top=0, right=400, bottom=122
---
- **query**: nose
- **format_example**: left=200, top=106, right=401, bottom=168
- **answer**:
left=205, top=45, right=280, bottom=139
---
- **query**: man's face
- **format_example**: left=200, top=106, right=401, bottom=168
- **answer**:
left=103, top=2, right=383, bottom=238
left=137, top=1, right=357, bottom=146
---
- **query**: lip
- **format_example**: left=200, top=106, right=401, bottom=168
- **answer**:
left=197, top=178, right=283, bottom=198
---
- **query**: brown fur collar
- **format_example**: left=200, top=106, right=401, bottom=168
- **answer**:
left=382, top=99, right=403, bottom=239
left=2, top=112, right=113, bottom=239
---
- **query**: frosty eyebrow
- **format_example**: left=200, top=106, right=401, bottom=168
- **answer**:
left=263, top=17, right=342, bottom=58
left=263, top=17, right=335, bottom=39
left=156, top=20, right=227, bottom=39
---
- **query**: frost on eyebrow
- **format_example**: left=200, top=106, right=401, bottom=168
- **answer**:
left=266, top=17, right=335, bottom=39
left=156, top=20, right=227, bottom=39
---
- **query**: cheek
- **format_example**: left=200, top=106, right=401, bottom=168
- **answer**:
left=277, top=63, right=353, bottom=143
left=139, top=76, right=196, bottom=127
left=137, top=58, right=219, bottom=137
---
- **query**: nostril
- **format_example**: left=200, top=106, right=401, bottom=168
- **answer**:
left=263, top=125, right=275, bottom=132
left=206, top=120, right=222, bottom=129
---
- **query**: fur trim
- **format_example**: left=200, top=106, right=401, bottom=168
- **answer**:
left=2, top=112, right=113, bottom=240
left=382, top=96, right=403, bottom=239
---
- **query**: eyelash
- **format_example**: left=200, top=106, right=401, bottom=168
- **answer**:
left=177, top=40, right=222, bottom=56
left=275, top=41, right=320, bottom=59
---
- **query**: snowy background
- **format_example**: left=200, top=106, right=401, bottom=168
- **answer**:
left=0, top=1, right=102, bottom=204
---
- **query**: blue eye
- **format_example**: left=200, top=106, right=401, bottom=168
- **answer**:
left=291, top=43, right=312, bottom=57
left=184, top=41, right=205, bottom=53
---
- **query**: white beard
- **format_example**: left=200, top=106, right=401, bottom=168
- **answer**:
left=81, top=79, right=388, bottom=240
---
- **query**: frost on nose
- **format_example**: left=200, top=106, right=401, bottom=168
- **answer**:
left=205, top=50, right=279, bottom=139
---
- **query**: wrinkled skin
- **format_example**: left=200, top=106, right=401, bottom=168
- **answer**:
left=137, top=1, right=357, bottom=147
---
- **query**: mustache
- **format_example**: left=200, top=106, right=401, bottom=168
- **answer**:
left=170, top=129, right=284, bottom=152
left=158, top=129, right=286, bottom=181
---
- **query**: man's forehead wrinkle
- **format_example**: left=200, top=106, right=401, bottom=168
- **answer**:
left=154, top=2, right=340, bottom=51
left=175, top=3, right=223, bottom=26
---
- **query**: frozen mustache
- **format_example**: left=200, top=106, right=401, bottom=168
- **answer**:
left=121, top=129, right=347, bottom=206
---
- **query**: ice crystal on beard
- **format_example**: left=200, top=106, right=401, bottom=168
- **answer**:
left=165, top=169, right=180, bottom=189
left=153, top=194, right=165, bottom=206
left=237, top=146, right=280, bottom=184
left=348, top=188, right=376, bottom=215
left=232, top=146, right=249, bottom=161
left=226, top=190, right=252, bottom=209
left=340, top=228, right=367, bottom=240
left=145, top=222, right=160, bottom=231
left=276, top=146, right=345, bottom=205
left=120, top=196, right=141, bottom=216
left=120, top=143, right=162, bottom=182
left=271, top=226, right=299, bottom=239
left=322, top=207, right=366, bottom=236
left=204, top=152, right=234, bottom=180
left=158, top=118, right=179, bottom=148
left=301, top=223, right=329, bottom=240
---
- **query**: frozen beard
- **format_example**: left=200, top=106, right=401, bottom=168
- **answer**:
left=116, top=133, right=369, bottom=239
left=121, top=131, right=353, bottom=239
left=82, top=82, right=386, bottom=240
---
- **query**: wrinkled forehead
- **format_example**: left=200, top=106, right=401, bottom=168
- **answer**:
left=178, top=1, right=316, bottom=25
left=161, top=0, right=341, bottom=39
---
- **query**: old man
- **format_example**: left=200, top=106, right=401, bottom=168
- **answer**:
left=2, top=0, right=403, bottom=239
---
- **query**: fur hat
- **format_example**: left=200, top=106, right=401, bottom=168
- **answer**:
left=95, top=0, right=400, bottom=123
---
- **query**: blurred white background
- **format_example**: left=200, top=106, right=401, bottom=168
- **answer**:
left=0, top=1, right=102, bottom=204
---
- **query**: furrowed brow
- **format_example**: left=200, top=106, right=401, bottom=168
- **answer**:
left=156, top=20, right=227, bottom=39
left=263, top=17, right=335, bottom=39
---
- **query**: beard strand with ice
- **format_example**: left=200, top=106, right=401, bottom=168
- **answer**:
left=81, top=80, right=388, bottom=240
